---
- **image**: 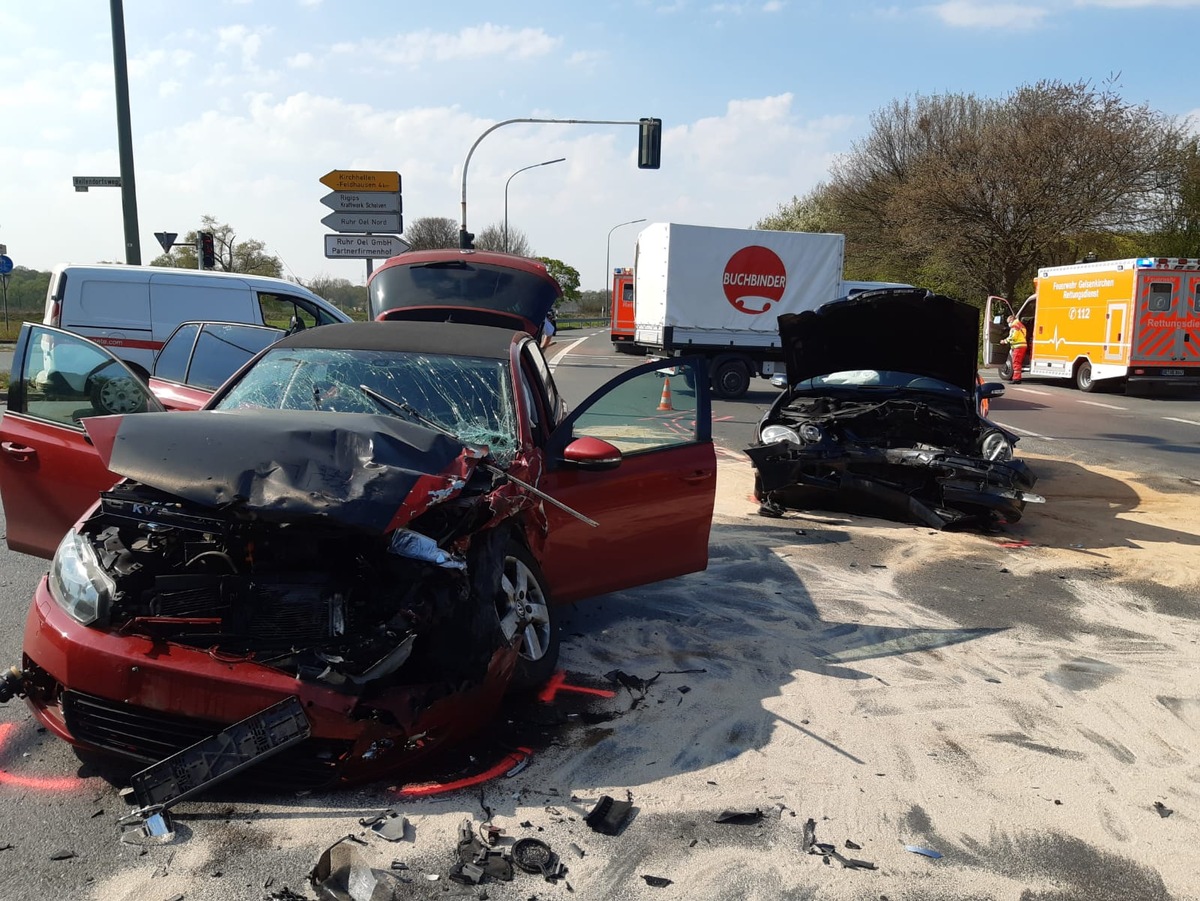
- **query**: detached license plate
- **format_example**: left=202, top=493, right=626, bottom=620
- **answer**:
left=1163, top=369, right=1184, bottom=376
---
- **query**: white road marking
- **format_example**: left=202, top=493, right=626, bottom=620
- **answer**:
left=1163, top=417, right=1200, bottom=427
left=1008, top=385, right=1052, bottom=395
left=547, top=334, right=593, bottom=371
left=1079, top=401, right=1127, bottom=410
left=999, top=423, right=1056, bottom=441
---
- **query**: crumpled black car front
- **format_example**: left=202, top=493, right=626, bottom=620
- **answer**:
left=747, top=288, right=1043, bottom=530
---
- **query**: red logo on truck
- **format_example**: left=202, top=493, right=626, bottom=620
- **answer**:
left=722, top=246, right=787, bottom=314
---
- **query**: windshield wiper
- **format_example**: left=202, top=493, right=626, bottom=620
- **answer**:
left=357, top=384, right=457, bottom=437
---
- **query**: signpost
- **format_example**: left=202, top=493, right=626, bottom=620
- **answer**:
left=320, top=191, right=402, bottom=213
left=0, top=254, right=12, bottom=330
left=324, top=234, right=410, bottom=259
left=318, top=170, right=404, bottom=274
left=73, top=176, right=122, bottom=192
left=319, top=170, right=400, bottom=193
left=321, top=211, right=402, bottom=233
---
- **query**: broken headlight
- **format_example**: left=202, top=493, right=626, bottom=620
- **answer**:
left=979, top=429, right=1014, bottom=462
left=760, top=424, right=800, bottom=445
left=48, top=528, right=114, bottom=627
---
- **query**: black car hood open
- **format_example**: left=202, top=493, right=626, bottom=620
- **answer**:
left=778, top=289, right=981, bottom=392
left=83, top=409, right=475, bottom=532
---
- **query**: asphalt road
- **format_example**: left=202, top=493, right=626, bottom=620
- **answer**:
left=0, top=328, right=1196, bottom=900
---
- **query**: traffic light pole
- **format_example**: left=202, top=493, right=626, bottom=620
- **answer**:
left=109, top=0, right=142, bottom=264
left=458, top=117, right=660, bottom=250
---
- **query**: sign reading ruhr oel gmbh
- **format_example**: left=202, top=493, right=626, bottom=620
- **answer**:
left=324, top=234, right=410, bottom=259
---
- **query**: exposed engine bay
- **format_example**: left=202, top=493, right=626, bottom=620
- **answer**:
left=774, top=394, right=983, bottom=452
left=69, top=478, right=512, bottom=694
left=748, top=389, right=1040, bottom=530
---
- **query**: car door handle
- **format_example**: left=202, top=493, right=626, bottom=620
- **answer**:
left=681, top=470, right=713, bottom=484
left=1, top=441, right=37, bottom=462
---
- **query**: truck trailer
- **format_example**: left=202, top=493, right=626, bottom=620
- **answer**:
left=983, top=257, right=1200, bottom=393
left=632, top=223, right=846, bottom=398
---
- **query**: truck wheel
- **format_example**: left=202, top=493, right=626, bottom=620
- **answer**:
left=1074, top=360, right=1096, bottom=393
left=712, top=359, right=751, bottom=399
left=998, top=354, right=1014, bottom=381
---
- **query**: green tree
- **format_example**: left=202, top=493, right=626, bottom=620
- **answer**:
left=403, top=217, right=459, bottom=251
left=823, top=80, right=1181, bottom=302
left=149, top=215, right=283, bottom=277
left=1149, top=135, right=1200, bottom=257
left=536, top=257, right=580, bottom=304
left=756, top=184, right=840, bottom=234
left=305, top=274, right=368, bottom=319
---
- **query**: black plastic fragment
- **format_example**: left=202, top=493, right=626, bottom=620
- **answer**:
left=1154, top=801, right=1174, bottom=818
left=802, top=817, right=817, bottom=852
left=585, top=795, right=633, bottom=835
left=642, top=875, right=673, bottom=888
left=50, top=850, right=76, bottom=861
left=715, top=808, right=764, bottom=825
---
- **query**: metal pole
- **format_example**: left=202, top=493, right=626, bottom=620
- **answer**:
left=109, top=0, right=141, bottom=264
left=1, top=274, right=9, bottom=331
left=503, top=158, right=565, bottom=253
left=605, top=218, right=646, bottom=317
left=460, top=117, right=645, bottom=250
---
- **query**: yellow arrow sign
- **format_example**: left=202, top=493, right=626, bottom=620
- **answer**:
left=319, top=169, right=400, bottom=192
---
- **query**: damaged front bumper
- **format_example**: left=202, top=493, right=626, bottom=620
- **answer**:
left=747, top=442, right=1041, bottom=530
left=21, top=575, right=517, bottom=785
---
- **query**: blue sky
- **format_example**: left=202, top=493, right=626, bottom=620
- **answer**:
left=2, top=0, right=1198, bottom=291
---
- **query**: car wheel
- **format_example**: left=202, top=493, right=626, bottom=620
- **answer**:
left=1074, top=360, right=1095, bottom=393
left=496, top=540, right=559, bottom=691
left=997, top=354, right=1014, bottom=381
left=712, top=359, right=751, bottom=399
left=89, top=375, right=147, bottom=414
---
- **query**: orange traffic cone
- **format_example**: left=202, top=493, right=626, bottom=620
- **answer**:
left=657, top=377, right=673, bottom=411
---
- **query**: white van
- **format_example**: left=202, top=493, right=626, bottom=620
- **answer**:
left=42, top=264, right=351, bottom=377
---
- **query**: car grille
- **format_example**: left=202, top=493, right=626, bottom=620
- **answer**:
left=62, top=690, right=348, bottom=788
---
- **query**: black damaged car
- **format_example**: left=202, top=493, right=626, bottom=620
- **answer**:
left=746, top=288, right=1043, bottom=530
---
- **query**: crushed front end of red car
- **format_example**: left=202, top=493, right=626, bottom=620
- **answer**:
left=17, top=409, right=541, bottom=785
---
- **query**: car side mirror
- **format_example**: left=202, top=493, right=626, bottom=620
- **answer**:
left=978, top=382, right=1006, bottom=400
left=286, top=314, right=306, bottom=336
left=558, top=435, right=622, bottom=471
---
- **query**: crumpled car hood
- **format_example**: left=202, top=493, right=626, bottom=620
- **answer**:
left=82, top=409, right=479, bottom=532
left=778, top=289, right=981, bottom=392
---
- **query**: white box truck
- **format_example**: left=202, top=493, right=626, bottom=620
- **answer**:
left=632, top=223, right=847, bottom=398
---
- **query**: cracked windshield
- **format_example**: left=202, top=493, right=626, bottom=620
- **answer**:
left=217, top=347, right=518, bottom=461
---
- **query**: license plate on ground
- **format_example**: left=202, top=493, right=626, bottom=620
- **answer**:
left=1163, top=369, right=1184, bottom=376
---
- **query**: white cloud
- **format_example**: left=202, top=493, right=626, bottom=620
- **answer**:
left=924, top=1, right=1049, bottom=28
left=332, top=24, right=561, bottom=68
left=287, top=52, right=316, bottom=69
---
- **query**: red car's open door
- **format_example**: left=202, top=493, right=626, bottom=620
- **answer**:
left=0, top=324, right=164, bottom=557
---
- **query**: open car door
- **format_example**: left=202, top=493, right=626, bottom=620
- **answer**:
left=0, top=324, right=165, bottom=558
left=537, top=356, right=716, bottom=604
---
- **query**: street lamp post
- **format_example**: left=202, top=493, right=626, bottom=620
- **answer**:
left=504, top=158, right=565, bottom=252
left=605, top=218, right=646, bottom=317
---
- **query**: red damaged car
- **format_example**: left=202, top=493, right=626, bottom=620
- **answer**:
left=0, top=253, right=716, bottom=786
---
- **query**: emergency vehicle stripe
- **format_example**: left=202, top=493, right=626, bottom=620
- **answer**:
left=91, top=336, right=165, bottom=351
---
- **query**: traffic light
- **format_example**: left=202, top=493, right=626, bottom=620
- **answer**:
left=638, top=117, right=662, bottom=170
left=459, top=229, right=475, bottom=250
left=199, top=231, right=216, bottom=269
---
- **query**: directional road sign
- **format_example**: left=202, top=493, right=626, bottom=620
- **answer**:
left=73, top=175, right=122, bottom=192
left=324, top=234, right=410, bottom=260
left=319, top=170, right=400, bottom=193
left=320, top=191, right=402, bottom=214
left=321, top=211, right=402, bottom=234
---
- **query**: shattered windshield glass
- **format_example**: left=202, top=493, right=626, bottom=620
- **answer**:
left=216, top=347, right=519, bottom=461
